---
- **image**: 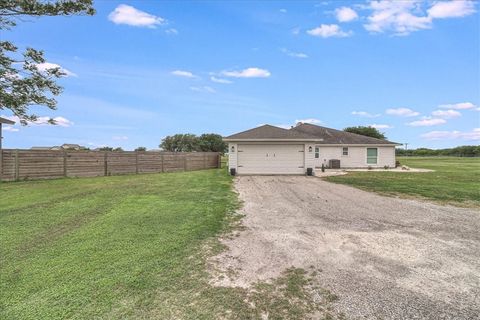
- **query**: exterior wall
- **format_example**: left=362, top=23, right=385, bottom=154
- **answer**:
left=304, top=143, right=315, bottom=173
left=314, top=146, right=396, bottom=168
left=228, top=143, right=238, bottom=172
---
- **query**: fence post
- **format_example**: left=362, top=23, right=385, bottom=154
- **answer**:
left=218, top=153, right=222, bottom=168
left=14, top=149, right=19, bottom=181
left=184, top=154, right=187, bottom=171
left=63, top=151, right=67, bottom=177
left=161, top=153, right=164, bottom=173
left=203, top=153, right=207, bottom=169
left=135, top=151, right=139, bottom=174
left=0, top=149, right=3, bottom=182
left=104, top=152, right=108, bottom=176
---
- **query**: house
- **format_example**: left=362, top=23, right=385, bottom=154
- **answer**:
left=31, top=144, right=87, bottom=151
left=224, top=123, right=401, bottom=175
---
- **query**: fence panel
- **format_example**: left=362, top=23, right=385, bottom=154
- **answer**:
left=0, top=149, right=221, bottom=182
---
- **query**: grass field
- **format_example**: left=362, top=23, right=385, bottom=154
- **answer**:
left=1, top=169, right=332, bottom=319
left=325, top=157, right=480, bottom=207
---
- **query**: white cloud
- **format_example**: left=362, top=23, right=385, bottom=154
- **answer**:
left=369, top=124, right=393, bottom=129
left=428, top=0, right=476, bottom=19
left=1, top=115, right=73, bottom=127
left=336, top=7, right=358, bottom=22
left=280, top=48, right=308, bottom=58
left=171, top=70, right=197, bottom=78
left=307, top=24, right=352, bottom=38
left=386, top=107, right=420, bottom=117
left=363, top=0, right=476, bottom=36
left=190, top=86, right=216, bottom=93
left=222, top=67, right=271, bottom=78
left=261, top=123, right=291, bottom=129
left=165, top=28, right=178, bottom=35
left=279, top=8, right=287, bottom=13
left=407, top=118, right=446, bottom=127
left=40, top=116, right=74, bottom=127
left=210, top=76, right=232, bottom=84
left=351, top=111, right=380, bottom=118
left=108, top=4, right=165, bottom=28
left=37, top=62, right=77, bottom=77
left=421, top=128, right=480, bottom=141
left=3, top=125, right=19, bottom=132
left=295, top=118, right=322, bottom=125
left=438, top=102, right=477, bottom=110
left=113, top=135, right=128, bottom=141
left=431, top=109, right=461, bottom=119
left=364, top=1, right=431, bottom=35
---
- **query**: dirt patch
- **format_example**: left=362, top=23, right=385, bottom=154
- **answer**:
left=210, top=176, right=480, bottom=319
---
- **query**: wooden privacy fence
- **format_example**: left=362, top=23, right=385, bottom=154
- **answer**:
left=0, top=149, right=221, bottom=182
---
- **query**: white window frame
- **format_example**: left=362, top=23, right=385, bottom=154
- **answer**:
left=315, top=147, right=320, bottom=159
left=342, top=147, right=348, bottom=156
left=366, top=147, right=378, bottom=165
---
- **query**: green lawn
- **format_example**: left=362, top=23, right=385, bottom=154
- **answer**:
left=325, top=157, right=480, bottom=207
left=1, top=169, right=333, bottom=319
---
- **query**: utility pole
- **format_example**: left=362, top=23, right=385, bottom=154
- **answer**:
left=404, top=143, right=409, bottom=157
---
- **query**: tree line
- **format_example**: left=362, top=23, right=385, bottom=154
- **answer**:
left=160, top=133, right=227, bottom=153
left=396, top=145, right=480, bottom=157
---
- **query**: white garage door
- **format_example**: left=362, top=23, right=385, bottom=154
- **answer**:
left=237, top=144, right=304, bottom=174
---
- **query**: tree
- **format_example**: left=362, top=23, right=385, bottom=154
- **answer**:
left=0, top=0, right=95, bottom=124
left=160, top=134, right=198, bottom=152
left=113, top=147, right=123, bottom=152
left=343, top=126, right=386, bottom=140
left=197, top=133, right=227, bottom=153
left=135, top=147, right=147, bottom=152
left=97, top=147, right=113, bottom=151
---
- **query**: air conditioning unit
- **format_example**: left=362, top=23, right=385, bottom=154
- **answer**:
left=329, top=159, right=340, bottom=169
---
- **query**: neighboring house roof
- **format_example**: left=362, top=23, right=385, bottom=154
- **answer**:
left=31, top=147, right=52, bottom=150
left=61, top=143, right=86, bottom=150
left=224, top=123, right=401, bottom=145
left=0, top=117, right=15, bottom=125
left=224, top=124, right=323, bottom=141
left=30, top=144, right=87, bottom=150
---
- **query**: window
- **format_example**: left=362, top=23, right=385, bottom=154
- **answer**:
left=342, top=147, right=348, bottom=156
left=315, top=147, right=319, bottom=159
left=367, top=148, right=378, bottom=164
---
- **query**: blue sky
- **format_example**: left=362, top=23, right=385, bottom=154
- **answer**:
left=2, top=0, right=479, bottom=149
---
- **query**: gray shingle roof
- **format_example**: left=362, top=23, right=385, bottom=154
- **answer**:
left=224, top=123, right=400, bottom=145
left=0, top=117, right=15, bottom=125
left=224, top=124, right=321, bottom=140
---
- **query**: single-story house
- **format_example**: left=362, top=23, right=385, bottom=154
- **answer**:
left=224, top=123, right=402, bottom=175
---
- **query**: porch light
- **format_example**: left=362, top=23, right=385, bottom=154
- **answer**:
left=308, top=146, right=312, bottom=152
left=231, top=145, right=235, bottom=152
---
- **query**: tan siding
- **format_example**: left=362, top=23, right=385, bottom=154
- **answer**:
left=304, top=143, right=315, bottom=173
left=228, top=143, right=238, bottom=172
left=314, top=146, right=396, bottom=168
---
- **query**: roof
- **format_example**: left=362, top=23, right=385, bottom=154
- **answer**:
left=223, top=124, right=323, bottom=141
left=291, top=123, right=400, bottom=145
left=0, top=117, right=15, bottom=125
left=224, top=123, right=401, bottom=145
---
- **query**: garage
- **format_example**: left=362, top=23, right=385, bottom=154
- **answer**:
left=237, top=144, right=304, bottom=174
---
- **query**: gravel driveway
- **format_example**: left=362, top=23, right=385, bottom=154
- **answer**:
left=211, top=176, right=480, bottom=319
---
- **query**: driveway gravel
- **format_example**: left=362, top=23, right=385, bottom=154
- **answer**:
left=211, top=176, right=480, bottom=319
